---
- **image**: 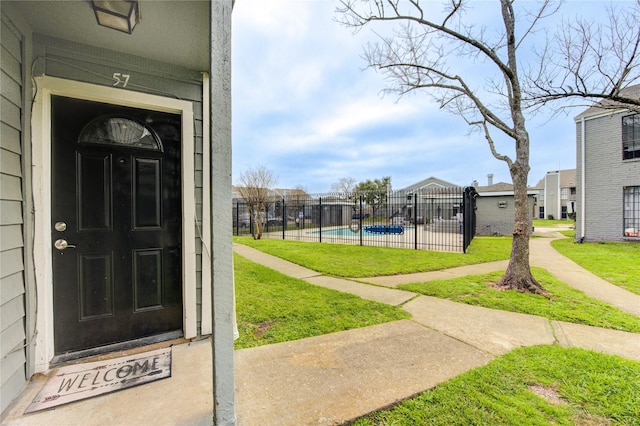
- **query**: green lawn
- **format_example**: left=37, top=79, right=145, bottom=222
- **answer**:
left=233, top=254, right=409, bottom=349
left=398, top=267, right=640, bottom=333
left=557, top=229, right=575, bottom=238
left=233, top=236, right=640, bottom=425
left=234, top=236, right=640, bottom=331
left=533, top=219, right=575, bottom=228
left=351, top=346, right=640, bottom=426
left=234, top=236, right=512, bottom=278
left=551, top=238, right=640, bottom=295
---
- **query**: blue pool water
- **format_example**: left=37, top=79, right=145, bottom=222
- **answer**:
left=312, top=226, right=415, bottom=237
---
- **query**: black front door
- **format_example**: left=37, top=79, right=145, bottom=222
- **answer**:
left=51, top=95, right=183, bottom=355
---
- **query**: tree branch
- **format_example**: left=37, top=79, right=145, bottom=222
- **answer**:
left=480, top=120, right=513, bottom=167
left=524, top=1, right=640, bottom=112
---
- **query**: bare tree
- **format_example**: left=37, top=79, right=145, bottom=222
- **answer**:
left=293, top=184, right=309, bottom=193
left=331, top=177, right=358, bottom=199
left=236, top=165, right=278, bottom=239
left=526, top=1, right=640, bottom=113
left=337, top=0, right=562, bottom=294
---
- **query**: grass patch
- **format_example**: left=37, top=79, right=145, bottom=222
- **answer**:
left=557, top=229, right=575, bottom=238
left=398, top=268, right=640, bottom=332
left=233, top=254, right=410, bottom=349
left=233, top=236, right=512, bottom=278
left=533, top=219, right=575, bottom=228
left=551, top=238, right=640, bottom=296
left=351, top=346, right=640, bottom=426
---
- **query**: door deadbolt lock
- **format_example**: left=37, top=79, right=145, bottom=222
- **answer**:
left=54, top=239, right=76, bottom=250
left=54, top=222, right=67, bottom=232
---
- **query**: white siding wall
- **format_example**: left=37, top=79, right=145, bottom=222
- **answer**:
left=544, top=172, right=560, bottom=220
left=0, top=12, right=27, bottom=414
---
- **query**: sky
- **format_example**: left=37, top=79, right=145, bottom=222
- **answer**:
left=231, top=0, right=617, bottom=194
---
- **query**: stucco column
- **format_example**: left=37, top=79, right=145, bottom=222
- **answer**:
left=210, top=0, right=236, bottom=425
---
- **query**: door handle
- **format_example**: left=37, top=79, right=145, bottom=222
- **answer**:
left=54, top=239, right=76, bottom=251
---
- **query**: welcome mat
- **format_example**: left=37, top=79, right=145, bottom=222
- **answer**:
left=25, top=347, right=172, bottom=413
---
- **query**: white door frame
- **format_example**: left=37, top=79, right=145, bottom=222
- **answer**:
left=31, top=76, right=197, bottom=373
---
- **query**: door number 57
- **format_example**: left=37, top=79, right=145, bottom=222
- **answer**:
left=112, top=73, right=131, bottom=88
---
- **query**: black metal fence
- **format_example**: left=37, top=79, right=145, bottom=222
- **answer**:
left=233, top=187, right=477, bottom=253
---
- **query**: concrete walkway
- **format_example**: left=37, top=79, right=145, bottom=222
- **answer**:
left=3, top=229, right=639, bottom=426
left=232, top=228, right=640, bottom=425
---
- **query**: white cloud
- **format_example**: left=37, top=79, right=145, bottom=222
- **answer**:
left=313, top=97, right=417, bottom=137
left=231, top=0, right=608, bottom=192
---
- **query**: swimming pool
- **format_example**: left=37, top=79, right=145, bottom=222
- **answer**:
left=311, top=226, right=415, bottom=237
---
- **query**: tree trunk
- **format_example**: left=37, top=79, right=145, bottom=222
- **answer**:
left=495, top=135, right=546, bottom=294
left=247, top=202, right=263, bottom=240
left=497, top=232, right=546, bottom=294
left=254, top=204, right=264, bottom=240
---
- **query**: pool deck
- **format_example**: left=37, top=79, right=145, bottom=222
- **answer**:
left=261, top=223, right=464, bottom=252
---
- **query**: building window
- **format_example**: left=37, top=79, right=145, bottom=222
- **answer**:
left=622, top=114, right=640, bottom=160
left=561, top=206, right=567, bottom=219
left=624, top=186, right=640, bottom=237
left=80, top=116, right=162, bottom=151
left=561, top=188, right=568, bottom=200
left=539, top=206, right=545, bottom=219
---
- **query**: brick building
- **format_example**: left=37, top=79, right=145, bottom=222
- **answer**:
left=574, top=85, right=640, bottom=242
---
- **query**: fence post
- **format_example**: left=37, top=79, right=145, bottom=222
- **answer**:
left=462, top=186, right=477, bottom=253
left=470, top=187, right=477, bottom=243
left=414, top=193, right=418, bottom=250
left=282, top=197, right=286, bottom=240
left=319, top=197, right=323, bottom=243
left=359, top=196, right=364, bottom=246
left=463, top=188, right=468, bottom=252
left=249, top=204, right=254, bottom=237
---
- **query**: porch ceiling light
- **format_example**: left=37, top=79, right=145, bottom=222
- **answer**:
left=91, top=1, right=139, bottom=34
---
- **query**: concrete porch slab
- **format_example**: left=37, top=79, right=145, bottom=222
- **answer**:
left=235, top=320, right=494, bottom=426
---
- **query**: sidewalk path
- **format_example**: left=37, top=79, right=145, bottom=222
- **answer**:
left=4, top=231, right=638, bottom=426
left=360, top=228, right=640, bottom=317
left=235, top=320, right=494, bottom=426
left=234, top=228, right=640, bottom=316
left=359, top=260, right=509, bottom=287
left=529, top=236, right=640, bottom=316
left=229, top=231, right=640, bottom=425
